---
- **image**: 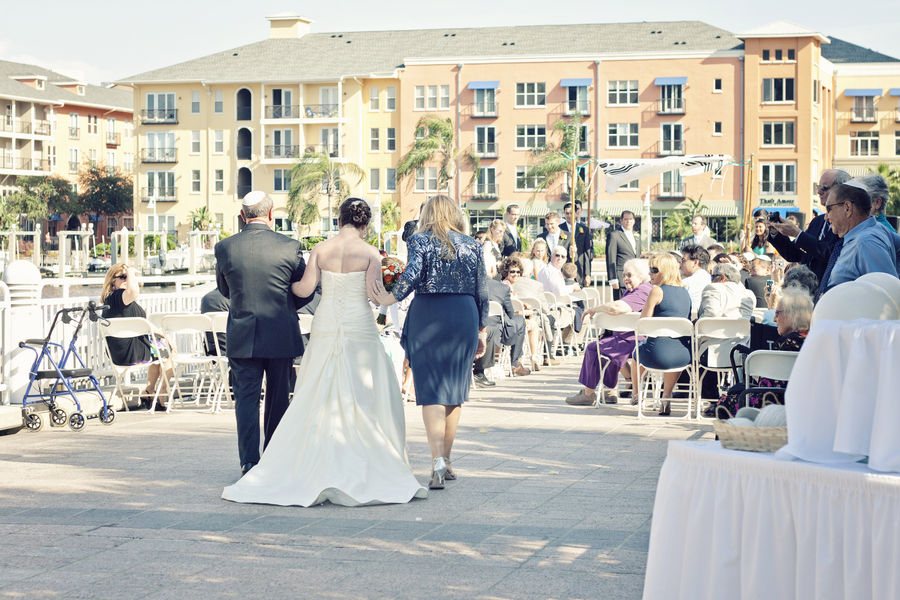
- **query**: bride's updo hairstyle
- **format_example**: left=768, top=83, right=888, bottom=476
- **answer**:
left=339, top=197, right=371, bottom=229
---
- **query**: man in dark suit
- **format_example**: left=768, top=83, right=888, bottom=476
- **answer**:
left=744, top=256, right=772, bottom=308
left=500, top=203, right=522, bottom=257
left=536, top=211, right=571, bottom=259
left=215, top=191, right=311, bottom=477
left=768, top=168, right=850, bottom=284
left=605, top=210, right=639, bottom=300
left=561, top=201, right=593, bottom=286
left=679, top=215, right=716, bottom=250
left=486, top=278, right=529, bottom=376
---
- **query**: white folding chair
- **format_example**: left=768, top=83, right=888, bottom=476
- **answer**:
left=488, top=300, right=511, bottom=378
left=568, top=289, right=591, bottom=352
left=634, top=317, right=695, bottom=420
left=736, top=350, right=799, bottom=411
left=510, top=297, right=533, bottom=368
left=518, top=294, right=551, bottom=361
left=591, top=312, right=640, bottom=408
left=812, top=280, right=900, bottom=327
left=161, top=314, right=218, bottom=411
left=544, top=292, right=573, bottom=357
left=693, top=317, right=751, bottom=420
left=100, top=317, right=163, bottom=412
left=857, top=272, right=900, bottom=310
left=208, top=312, right=233, bottom=413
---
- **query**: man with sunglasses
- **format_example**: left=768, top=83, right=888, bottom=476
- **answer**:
left=767, top=169, right=850, bottom=283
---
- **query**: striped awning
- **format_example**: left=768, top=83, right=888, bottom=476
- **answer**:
left=844, top=89, right=881, bottom=97
left=592, top=202, right=645, bottom=217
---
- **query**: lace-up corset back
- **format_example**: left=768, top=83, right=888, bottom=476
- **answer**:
left=312, top=271, right=378, bottom=346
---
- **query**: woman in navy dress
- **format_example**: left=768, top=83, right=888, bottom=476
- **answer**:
left=373, top=195, right=488, bottom=490
left=633, top=252, right=692, bottom=415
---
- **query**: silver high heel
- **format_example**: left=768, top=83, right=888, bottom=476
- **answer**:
left=430, top=457, right=447, bottom=489
left=443, top=458, right=456, bottom=481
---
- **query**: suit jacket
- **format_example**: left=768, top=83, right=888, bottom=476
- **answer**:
left=214, top=223, right=310, bottom=359
left=560, top=220, right=593, bottom=278
left=605, top=229, right=639, bottom=283
left=200, top=287, right=230, bottom=356
left=500, top=227, right=521, bottom=257
left=744, top=275, right=770, bottom=309
left=486, top=278, right=517, bottom=342
left=698, top=282, right=756, bottom=320
left=536, top=229, right=571, bottom=256
left=768, top=215, right=836, bottom=283
left=679, top=233, right=716, bottom=250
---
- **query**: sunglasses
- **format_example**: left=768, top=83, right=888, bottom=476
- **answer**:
left=815, top=183, right=833, bottom=194
left=115, top=274, right=127, bottom=280
left=552, top=254, right=566, bottom=259
left=649, top=267, right=660, bottom=274
left=508, top=270, right=521, bottom=275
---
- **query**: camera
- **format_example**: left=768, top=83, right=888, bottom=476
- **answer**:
left=768, top=213, right=783, bottom=224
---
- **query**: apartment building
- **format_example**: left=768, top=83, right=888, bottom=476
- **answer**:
left=0, top=59, right=134, bottom=239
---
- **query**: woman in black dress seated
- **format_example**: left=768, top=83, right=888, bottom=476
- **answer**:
left=101, top=264, right=173, bottom=408
left=632, top=253, right=692, bottom=416
left=373, top=195, right=488, bottom=490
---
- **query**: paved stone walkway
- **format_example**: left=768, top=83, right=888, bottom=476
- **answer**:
left=0, top=356, right=713, bottom=599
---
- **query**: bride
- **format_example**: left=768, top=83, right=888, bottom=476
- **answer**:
left=222, top=198, right=427, bottom=507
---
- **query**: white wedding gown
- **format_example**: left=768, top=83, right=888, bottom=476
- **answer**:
left=222, top=270, right=428, bottom=507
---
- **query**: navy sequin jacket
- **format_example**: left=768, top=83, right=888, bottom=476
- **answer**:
left=391, top=230, right=489, bottom=328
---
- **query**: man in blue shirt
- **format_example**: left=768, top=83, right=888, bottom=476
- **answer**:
left=820, top=181, right=899, bottom=296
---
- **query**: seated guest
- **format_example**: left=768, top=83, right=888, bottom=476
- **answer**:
left=561, top=262, right=579, bottom=286
left=512, top=257, right=560, bottom=367
left=679, top=244, right=712, bottom=314
left=500, top=257, right=544, bottom=371
left=699, top=263, right=756, bottom=320
left=782, top=264, right=817, bottom=298
left=472, top=327, right=499, bottom=388
left=566, top=259, right=652, bottom=406
left=746, top=219, right=775, bottom=255
left=731, top=252, right=751, bottom=285
left=859, top=173, right=898, bottom=233
left=529, top=239, right=550, bottom=281
left=631, top=253, right=692, bottom=416
left=538, top=245, right=583, bottom=341
left=773, top=286, right=813, bottom=351
left=486, top=268, right=530, bottom=376
left=745, top=255, right=773, bottom=308
left=712, top=252, right=733, bottom=267
left=707, top=244, right=727, bottom=256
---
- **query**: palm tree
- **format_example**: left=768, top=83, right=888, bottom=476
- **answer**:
left=396, top=114, right=480, bottom=196
left=189, top=206, right=213, bottom=231
left=873, top=162, right=900, bottom=215
left=288, top=151, right=365, bottom=234
left=524, top=112, right=588, bottom=206
left=380, top=199, right=401, bottom=232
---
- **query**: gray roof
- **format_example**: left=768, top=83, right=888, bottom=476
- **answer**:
left=119, top=21, right=743, bottom=83
left=0, top=59, right=132, bottom=110
left=822, top=37, right=899, bottom=64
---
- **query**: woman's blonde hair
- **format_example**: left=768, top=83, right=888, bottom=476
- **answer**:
left=101, top=262, right=128, bottom=302
left=417, top=195, right=466, bottom=259
left=649, top=253, right=682, bottom=287
left=530, top=239, right=549, bottom=263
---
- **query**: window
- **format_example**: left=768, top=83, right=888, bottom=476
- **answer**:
left=124, top=153, right=133, bottom=173
left=516, top=82, right=546, bottom=107
left=619, top=179, right=639, bottom=190
left=146, top=131, right=175, bottom=161
left=850, top=131, right=879, bottom=156
left=660, top=170, right=684, bottom=197
left=427, top=86, right=437, bottom=110
left=274, top=169, right=291, bottom=192
left=191, top=170, right=201, bottom=193
left=386, top=168, right=397, bottom=192
left=895, top=132, right=900, bottom=156
left=271, top=88, right=293, bottom=117
left=516, top=125, right=546, bottom=149
left=274, top=218, right=294, bottom=233
left=36, top=80, right=44, bottom=90
left=88, top=149, right=97, bottom=166
left=661, top=123, right=684, bottom=154
left=762, top=78, right=795, bottom=102
left=760, top=163, right=797, bottom=194
left=107, top=151, right=115, bottom=174
left=191, top=91, right=200, bottom=114
left=124, top=120, right=133, bottom=139
left=439, top=85, right=450, bottom=110
left=714, top=122, right=722, bottom=135
left=813, top=80, right=819, bottom=104
left=49, top=145, right=56, bottom=168
left=607, top=80, right=638, bottom=105
left=106, top=117, right=116, bottom=137
left=775, top=49, right=783, bottom=61
left=77, top=85, right=84, bottom=96
left=476, top=167, right=497, bottom=197
left=762, top=121, right=794, bottom=146
left=146, top=171, right=175, bottom=200
left=852, top=97, right=876, bottom=122
left=68, top=148, right=78, bottom=173
left=147, top=214, right=176, bottom=233
left=214, top=169, right=224, bottom=193
left=567, top=86, right=589, bottom=114
left=386, top=86, right=396, bottom=111
left=608, top=123, right=639, bottom=148
left=788, top=49, right=795, bottom=61
left=214, top=130, right=223, bottom=154
left=369, top=128, right=379, bottom=152
left=369, top=87, right=379, bottom=111
left=386, top=127, right=396, bottom=152
left=415, top=167, right=440, bottom=192
left=762, top=50, right=770, bottom=61
left=714, top=78, right=723, bottom=93
left=146, top=93, right=175, bottom=121
left=475, top=126, right=497, bottom=156
left=659, top=84, right=684, bottom=112
left=369, top=168, right=380, bottom=192
left=414, top=86, right=425, bottom=110
left=191, top=130, right=201, bottom=154
left=813, top=121, right=818, bottom=148
left=515, top=166, right=545, bottom=191
left=87, top=115, right=98, bottom=135
left=214, top=90, right=223, bottom=114
left=271, top=129, right=292, bottom=157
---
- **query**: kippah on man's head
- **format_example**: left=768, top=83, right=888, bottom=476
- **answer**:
left=242, top=190, right=267, bottom=207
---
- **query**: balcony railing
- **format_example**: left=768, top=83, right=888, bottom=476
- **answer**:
left=577, top=141, right=590, bottom=157
left=851, top=107, right=876, bottom=123
left=0, top=154, right=11, bottom=169
left=303, top=104, right=340, bottom=118
left=264, top=145, right=300, bottom=159
left=472, top=183, right=499, bottom=199
left=141, top=148, right=177, bottom=163
left=141, top=187, right=177, bottom=202
left=69, top=127, right=79, bottom=140
left=658, top=182, right=686, bottom=198
left=265, top=105, right=301, bottom=119
left=141, top=109, right=178, bottom=124
left=9, top=157, right=51, bottom=172
left=68, top=161, right=78, bottom=174
left=106, top=132, right=120, bottom=146
left=470, top=102, right=498, bottom=117
left=303, top=144, right=343, bottom=158
left=760, top=181, right=797, bottom=194
left=656, top=98, right=686, bottom=114
left=0, top=118, right=11, bottom=133
left=471, top=142, right=498, bottom=158
left=658, top=139, right=685, bottom=156
left=236, top=106, right=252, bottom=121
left=237, top=145, right=252, bottom=160
left=0, top=119, right=50, bottom=135
left=565, top=100, right=591, bottom=116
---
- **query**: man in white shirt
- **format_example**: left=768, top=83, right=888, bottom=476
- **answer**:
left=537, top=212, right=570, bottom=259
left=537, top=245, right=580, bottom=344
left=679, top=244, right=712, bottom=314
left=500, top=204, right=522, bottom=257
left=679, top=215, right=716, bottom=250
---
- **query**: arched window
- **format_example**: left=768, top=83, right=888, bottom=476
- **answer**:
left=236, top=88, right=252, bottom=121
left=237, top=128, right=252, bottom=160
left=237, top=167, right=252, bottom=201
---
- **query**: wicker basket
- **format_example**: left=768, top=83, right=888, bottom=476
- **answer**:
left=714, top=421, right=788, bottom=453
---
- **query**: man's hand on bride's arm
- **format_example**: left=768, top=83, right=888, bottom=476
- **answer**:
left=371, top=279, right=396, bottom=306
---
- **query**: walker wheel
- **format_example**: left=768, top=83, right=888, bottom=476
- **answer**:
left=24, top=413, right=43, bottom=432
left=99, top=406, right=116, bottom=425
left=50, top=408, right=68, bottom=427
left=68, top=412, right=86, bottom=431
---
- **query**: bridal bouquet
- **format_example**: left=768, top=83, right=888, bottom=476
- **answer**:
left=377, top=263, right=405, bottom=325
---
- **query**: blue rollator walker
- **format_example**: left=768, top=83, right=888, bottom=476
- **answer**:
left=19, top=300, right=115, bottom=432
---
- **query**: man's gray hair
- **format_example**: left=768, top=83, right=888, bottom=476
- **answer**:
left=858, top=174, right=890, bottom=214
left=778, top=285, right=814, bottom=333
left=623, top=258, right=650, bottom=283
left=711, top=263, right=741, bottom=284
left=832, top=169, right=851, bottom=186
left=241, top=193, right=274, bottom=219
left=783, top=264, right=818, bottom=298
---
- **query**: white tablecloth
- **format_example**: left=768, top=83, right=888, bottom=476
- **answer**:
left=776, top=319, right=900, bottom=472
left=644, top=441, right=900, bottom=600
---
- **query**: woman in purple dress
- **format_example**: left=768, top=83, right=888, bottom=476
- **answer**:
left=565, top=258, right=652, bottom=406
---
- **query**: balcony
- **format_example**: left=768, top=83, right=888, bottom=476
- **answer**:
left=68, top=127, right=79, bottom=140
left=471, top=183, right=499, bottom=200
left=851, top=107, right=876, bottom=123
left=469, top=102, right=498, bottom=118
left=303, top=104, right=340, bottom=119
left=565, top=100, right=591, bottom=116
left=656, top=98, right=686, bottom=115
left=0, top=119, right=50, bottom=135
left=12, top=157, right=51, bottom=172
left=303, top=144, right=343, bottom=158
left=141, top=148, right=177, bottom=163
left=265, top=105, right=301, bottom=119
left=264, top=145, right=300, bottom=159
left=68, top=161, right=78, bottom=174
left=471, top=142, right=498, bottom=158
left=760, top=181, right=797, bottom=194
left=141, top=187, right=177, bottom=202
left=106, top=132, right=120, bottom=146
left=657, top=182, right=686, bottom=199
left=140, top=109, right=178, bottom=124
left=657, top=139, right=685, bottom=156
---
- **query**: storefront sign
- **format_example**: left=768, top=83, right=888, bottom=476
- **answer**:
left=757, top=196, right=797, bottom=208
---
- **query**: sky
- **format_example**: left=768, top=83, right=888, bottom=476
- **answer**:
left=1, top=0, right=898, bottom=85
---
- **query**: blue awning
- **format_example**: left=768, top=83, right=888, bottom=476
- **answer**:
left=560, top=78, right=592, bottom=87
left=889, top=88, right=900, bottom=97
left=655, top=76, right=687, bottom=86
left=48, top=214, right=63, bottom=221
left=467, top=81, right=499, bottom=90
left=813, top=207, right=823, bottom=215
left=844, top=88, right=881, bottom=97
left=89, top=215, right=104, bottom=222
